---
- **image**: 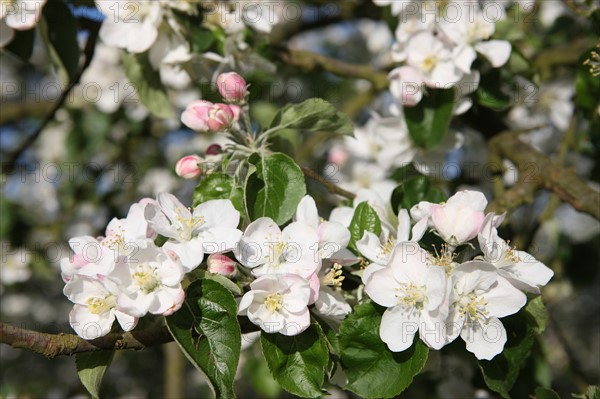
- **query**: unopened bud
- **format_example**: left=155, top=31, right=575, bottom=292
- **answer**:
left=175, top=155, right=202, bottom=179
left=217, top=72, right=249, bottom=103
left=207, top=254, right=236, bottom=277
left=181, top=101, right=240, bottom=133
left=206, top=144, right=222, bottom=155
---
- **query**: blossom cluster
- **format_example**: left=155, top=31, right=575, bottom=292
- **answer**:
left=59, top=192, right=354, bottom=339
left=356, top=189, right=553, bottom=360
left=375, top=0, right=511, bottom=112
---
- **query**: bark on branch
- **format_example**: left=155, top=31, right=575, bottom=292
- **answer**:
left=488, top=131, right=600, bottom=219
left=0, top=323, right=173, bottom=359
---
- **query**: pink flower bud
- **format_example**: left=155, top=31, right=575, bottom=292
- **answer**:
left=181, top=100, right=213, bottom=131
left=207, top=254, right=236, bottom=277
left=206, top=144, right=222, bottom=155
left=182, top=100, right=240, bottom=133
left=217, top=72, right=249, bottom=103
left=175, top=155, right=203, bottom=179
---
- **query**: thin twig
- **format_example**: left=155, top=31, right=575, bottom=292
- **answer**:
left=301, top=165, right=356, bottom=200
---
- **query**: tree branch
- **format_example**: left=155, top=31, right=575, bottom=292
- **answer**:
left=0, top=323, right=173, bottom=359
left=488, top=130, right=600, bottom=219
left=301, top=165, right=356, bottom=199
left=273, top=46, right=390, bottom=90
left=1, top=317, right=260, bottom=358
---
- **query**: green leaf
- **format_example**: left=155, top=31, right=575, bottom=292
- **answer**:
left=75, top=351, right=115, bottom=399
left=404, top=88, right=455, bottom=149
left=269, top=98, right=354, bottom=135
left=192, top=173, right=243, bottom=213
left=479, top=298, right=549, bottom=399
left=339, top=302, right=429, bottom=398
left=477, top=69, right=513, bottom=111
left=42, top=0, right=80, bottom=82
left=347, top=202, right=382, bottom=253
left=248, top=153, right=306, bottom=225
left=122, top=52, right=174, bottom=119
left=188, top=269, right=242, bottom=296
left=260, top=324, right=329, bottom=398
left=391, top=176, right=430, bottom=212
left=166, top=279, right=241, bottom=399
left=535, top=387, right=561, bottom=399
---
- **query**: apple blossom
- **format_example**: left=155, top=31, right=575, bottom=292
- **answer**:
left=207, top=253, right=236, bottom=277
left=64, top=274, right=137, bottom=339
left=235, top=217, right=320, bottom=278
left=238, top=273, right=311, bottom=336
left=145, top=193, right=242, bottom=271
left=365, top=242, right=449, bottom=351
left=217, top=72, right=249, bottom=103
left=405, top=30, right=462, bottom=88
left=175, top=155, right=203, bottom=179
left=294, top=195, right=351, bottom=259
left=96, top=1, right=162, bottom=54
left=110, top=243, right=185, bottom=318
left=309, top=263, right=352, bottom=324
left=181, top=100, right=241, bottom=133
left=478, top=214, right=554, bottom=294
left=411, top=190, right=489, bottom=247
left=446, top=261, right=527, bottom=360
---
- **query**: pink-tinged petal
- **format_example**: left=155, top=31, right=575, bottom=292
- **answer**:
left=307, top=273, right=320, bottom=305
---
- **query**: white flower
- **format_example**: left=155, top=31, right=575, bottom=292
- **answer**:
left=411, top=190, right=489, bottom=247
left=294, top=195, right=351, bottom=259
left=446, top=261, right=527, bottom=360
left=64, top=274, right=137, bottom=339
left=405, top=30, right=462, bottom=88
left=308, top=263, right=352, bottom=324
left=60, top=235, right=107, bottom=282
left=235, top=217, right=320, bottom=278
left=365, top=242, right=448, bottom=351
left=145, top=193, right=242, bottom=272
left=238, top=274, right=311, bottom=336
left=478, top=214, right=553, bottom=294
left=358, top=209, right=416, bottom=282
left=110, top=243, right=185, bottom=317
left=438, top=2, right=511, bottom=73
left=96, top=0, right=162, bottom=53
left=148, top=31, right=192, bottom=89
left=389, top=66, right=424, bottom=106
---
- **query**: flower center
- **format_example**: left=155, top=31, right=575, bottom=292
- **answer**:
left=264, top=293, right=283, bottom=312
left=266, top=241, right=286, bottom=267
left=321, top=263, right=345, bottom=287
left=175, top=208, right=204, bottom=241
left=86, top=295, right=116, bottom=315
left=457, top=292, right=489, bottom=322
left=421, top=55, right=437, bottom=72
left=379, top=238, right=396, bottom=257
left=132, top=264, right=161, bottom=294
left=396, top=282, right=426, bottom=310
left=429, top=244, right=457, bottom=275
